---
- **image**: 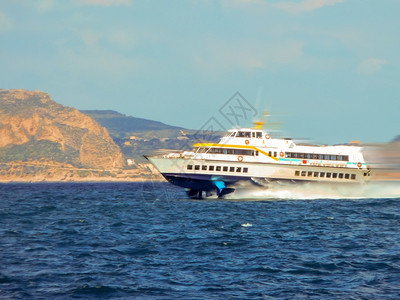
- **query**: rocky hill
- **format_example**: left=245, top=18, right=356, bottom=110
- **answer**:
left=0, top=89, right=124, bottom=170
left=81, top=110, right=187, bottom=139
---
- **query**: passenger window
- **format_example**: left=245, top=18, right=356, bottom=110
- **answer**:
left=243, top=167, right=248, bottom=173
left=209, top=166, right=214, bottom=171
left=314, top=172, right=319, bottom=177
left=324, top=155, right=329, bottom=160
left=326, top=172, right=331, bottom=178
left=345, top=174, right=350, bottom=179
left=187, top=165, right=193, bottom=170
left=216, top=166, right=221, bottom=171
left=339, top=173, right=343, bottom=179
left=236, top=167, right=241, bottom=172
left=295, top=170, right=300, bottom=176
left=305, top=154, right=310, bottom=159
left=238, top=131, right=251, bottom=138
left=223, top=166, right=228, bottom=172
left=274, top=152, right=277, bottom=157
left=351, top=174, right=356, bottom=180
left=256, top=132, right=262, bottom=138
left=202, top=165, right=207, bottom=171
left=333, top=173, right=337, bottom=178
left=269, top=151, right=272, bottom=156
left=337, top=156, right=342, bottom=161
left=252, top=132, right=255, bottom=138
left=229, top=167, right=235, bottom=172
left=330, top=155, right=336, bottom=160
left=307, top=171, right=312, bottom=177
left=298, top=153, right=304, bottom=159
left=195, top=165, right=200, bottom=170
left=320, top=172, right=325, bottom=177
left=301, top=171, right=306, bottom=176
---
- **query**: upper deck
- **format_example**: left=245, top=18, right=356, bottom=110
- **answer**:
left=219, top=128, right=290, bottom=148
left=183, top=128, right=367, bottom=168
left=218, top=129, right=361, bottom=154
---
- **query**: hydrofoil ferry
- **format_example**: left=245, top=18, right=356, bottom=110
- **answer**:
left=145, top=123, right=371, bottom=198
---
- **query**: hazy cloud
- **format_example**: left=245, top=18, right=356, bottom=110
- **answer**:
left=193, top=40, right=304, bottom=72
left=273, top=0, right=344, bottom=14
left=81, top=30, right=103, bottom=47
left=223, top=0, right=266, bottom=5
left=108, top=30, right=137, bottom=49
left=357, top=58, right=388, bottom=75
left=220, top=0, right=268, bottom=10
left=76, top=0, right=132, bottom=6
left=0, top=11, right=12, bottom=33
left=37, top=0, right=55, bottom=13
left=219, top=0, right=344, bottom=13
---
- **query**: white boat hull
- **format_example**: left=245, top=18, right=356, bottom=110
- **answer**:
left=146, top=156, right=370, bottom=193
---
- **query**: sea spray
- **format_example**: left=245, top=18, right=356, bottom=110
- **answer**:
left=228, top=181, right=400, bottom=200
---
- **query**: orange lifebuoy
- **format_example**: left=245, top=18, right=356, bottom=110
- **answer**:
left=280, top=152, right=284, bottom=157
left=238, top=156, right=243, bottom=162
left=245, top=139, right=250, bottom=145
left=265, top=134, right=271, bottom=139
left=357, top=162, right=362, bottom=168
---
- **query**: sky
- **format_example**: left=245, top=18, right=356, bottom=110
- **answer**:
left=1, top=0, right=399, bottom=144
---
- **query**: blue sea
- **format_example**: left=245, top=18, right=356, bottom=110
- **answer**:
left=1, top=182, right=400, bottom=299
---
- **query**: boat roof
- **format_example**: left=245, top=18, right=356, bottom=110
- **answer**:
left=228, top=128, right=264, bottom=132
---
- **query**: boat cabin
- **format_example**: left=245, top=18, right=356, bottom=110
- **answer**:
left=224, top=129, right=264, bottom=139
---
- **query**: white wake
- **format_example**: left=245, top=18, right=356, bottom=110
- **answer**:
left=227, top=181, right=400, bottom=200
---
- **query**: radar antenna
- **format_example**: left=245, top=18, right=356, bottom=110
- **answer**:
left=253, top=111, right=282, bottom=130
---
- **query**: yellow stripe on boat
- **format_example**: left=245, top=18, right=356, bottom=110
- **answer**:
left=193, top=143, right=279, bottom=161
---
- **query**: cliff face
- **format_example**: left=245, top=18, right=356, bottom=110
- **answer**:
left=0, top=89, right=124, bottom=169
